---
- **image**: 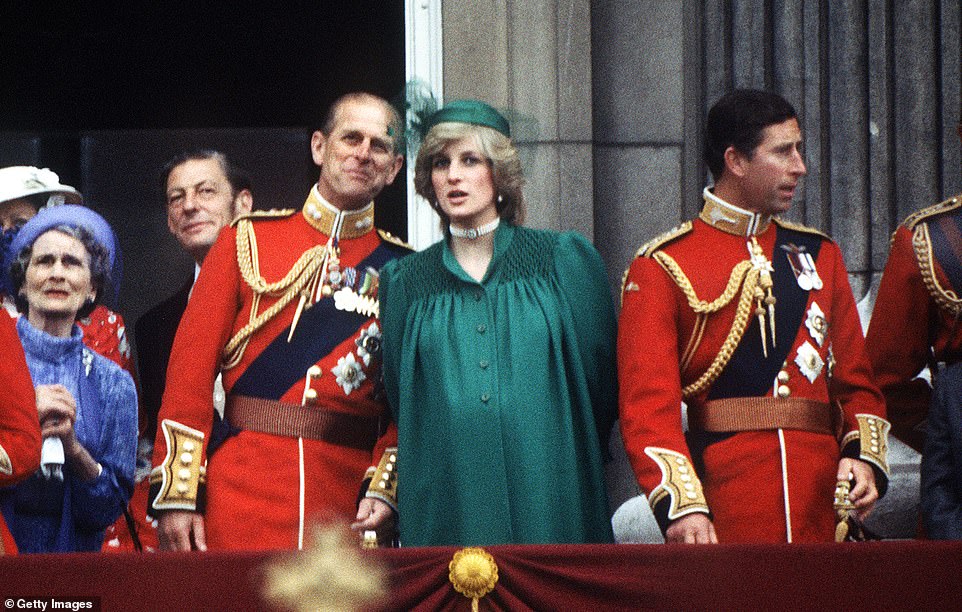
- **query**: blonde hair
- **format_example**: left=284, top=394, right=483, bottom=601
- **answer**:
left=414, top=122, right=525, bottom=226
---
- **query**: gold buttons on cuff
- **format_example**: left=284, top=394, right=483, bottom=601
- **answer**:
left=183, top=441, right=196, bottom=453
left=180, top=452, right=193, bottom=465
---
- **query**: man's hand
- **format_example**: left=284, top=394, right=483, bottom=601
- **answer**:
left=665, top=512, right=718, bottom=544
left=158, top=511, right=207, bottom=551
left=837, top=457, right=878, bottom=520
left=351, top=498, right=395, bottom=542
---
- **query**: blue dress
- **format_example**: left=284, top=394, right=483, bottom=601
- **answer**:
left=0, top=317, right=137, bottom=552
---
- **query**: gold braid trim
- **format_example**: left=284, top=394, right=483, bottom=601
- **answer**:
left=903, top=195, right=962, bottom=231
left=621, top=222, right=694, bottom=306
left=652, top=251, right=760, bottom=399
left=680, top=314, right=706, bottom=372
left=653, top=252, right=753, bottom=314
left=913, top=223, right=962, bottom=318
left=644, top=447, right=709, bottom=519
left=222, top=218, right=329, bottom=369
left=364, top=447, right=398, bottom=511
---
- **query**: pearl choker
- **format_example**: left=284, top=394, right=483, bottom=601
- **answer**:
left=449, top=217, right=500, bottom=239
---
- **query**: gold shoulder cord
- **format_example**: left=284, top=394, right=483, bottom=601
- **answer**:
left=913, top=223, right=962, bottom=319
left=903, top=196, right=962, bottom=231
left=652, top=251, right=759, bottom=399
left=222, top=218, right=328, bottom=369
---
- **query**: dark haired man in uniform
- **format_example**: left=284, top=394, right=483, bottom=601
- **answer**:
left=618, top=89, right=890, bottom=543
left=150, top=93, right=408, bottom=550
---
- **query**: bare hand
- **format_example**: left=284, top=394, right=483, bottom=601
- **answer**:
left=158, top=511, right=207, bottom=551
left=350, top=498, right=395, bottom=542
left=837, top=458, right=878, bottom=520
left=36, top=384, right=80, bottom=452
left=665, top=512, right=718, bottom=544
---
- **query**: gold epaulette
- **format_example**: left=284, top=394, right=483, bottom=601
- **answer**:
left=772, top=217, right=831, bottom=240
left=620, top=222, right=692, bottom=301
left=644, top=447, right=709, bottom=520
left=377, top=229, right=415, bottom=251
left=364, top=447, right=397, bottom=511
left=634, top=221, right=693, bottom=258
left=230, top=208, right=297, bottom=227
left=841, top=415, right=891, bottom=476
left=902, top=195, right=962, bottom=230
left=150, top=420, right=206, bottom=511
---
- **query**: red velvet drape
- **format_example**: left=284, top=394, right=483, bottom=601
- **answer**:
left=0, top=542, right=958, bottom=611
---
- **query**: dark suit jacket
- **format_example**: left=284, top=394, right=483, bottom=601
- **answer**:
left=922, top=361, right=962, bottom=539
left=135, top=279, right=192, bottom=443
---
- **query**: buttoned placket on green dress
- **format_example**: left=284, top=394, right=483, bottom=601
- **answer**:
left=381, top=222, right=617, bottom=546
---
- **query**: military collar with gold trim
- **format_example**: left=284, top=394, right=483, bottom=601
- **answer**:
left=302, top=187, right=375, bottom=239
left=699, top=188, right=772, bottom=237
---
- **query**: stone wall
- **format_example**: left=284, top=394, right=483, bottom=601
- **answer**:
left=440, top=0, right=961, bottom=541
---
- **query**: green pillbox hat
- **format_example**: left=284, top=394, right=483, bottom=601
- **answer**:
left=426, top=99, right=511, bottom=137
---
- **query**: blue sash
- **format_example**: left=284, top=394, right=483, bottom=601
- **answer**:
left=928, top=212, right=962, bottom=296
left=230, top=241, right=406, bottom=400
left=687, top=227, right=823, bottom=461
left=707, top=226, right=822, bottom=400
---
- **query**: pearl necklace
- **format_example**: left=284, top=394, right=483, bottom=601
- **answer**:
left=449, top=217, right=500, bottom=240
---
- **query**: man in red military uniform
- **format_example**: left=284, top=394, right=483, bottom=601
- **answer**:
left=865, top=112, right=962, bottom=453
left=0, top=311, right=42, bottom=554
left=150, top=92, right=406, bottom=551
left=618, top=89, right=890, bottom=543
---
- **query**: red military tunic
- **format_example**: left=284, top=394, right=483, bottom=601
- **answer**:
left=618, top=190, right=889, bottom=543
left=866, top=195, right=962, bottom=452
left=150, top=188, right=405, bottom=550
left=0, top=312, right=41, bottom=554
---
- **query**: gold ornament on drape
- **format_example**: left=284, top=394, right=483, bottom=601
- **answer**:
left=449, top=547, right=499, bottom=611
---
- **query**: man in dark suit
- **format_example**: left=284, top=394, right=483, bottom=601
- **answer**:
left=136, top=151, right=253, bottom=442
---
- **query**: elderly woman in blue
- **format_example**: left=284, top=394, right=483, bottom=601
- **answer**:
left=379, top=100, right=617, bottom=546
left=1, top=205, right=136, bottom=552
